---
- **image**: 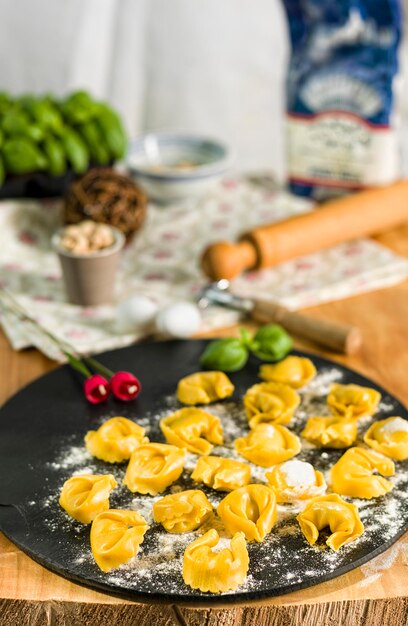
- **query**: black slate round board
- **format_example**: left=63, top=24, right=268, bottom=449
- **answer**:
left=0, top=340, right=407, bottom=606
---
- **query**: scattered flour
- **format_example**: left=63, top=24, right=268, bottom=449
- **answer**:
left=280, top=460, right=316, bottom=489
left=380, top=417, right=408, bottom=434
left=37, top=363, right=408, bottom=598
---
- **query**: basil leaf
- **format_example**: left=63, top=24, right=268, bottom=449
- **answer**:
left=200, top=338, right=249, bottom=372
left=250, top=324, right=292, bottom=361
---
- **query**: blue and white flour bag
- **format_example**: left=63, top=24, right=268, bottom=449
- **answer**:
left=282, top=0, right=403, bottom=199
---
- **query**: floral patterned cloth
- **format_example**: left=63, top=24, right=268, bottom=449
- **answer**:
left=0, top=176, right=407, bottom=361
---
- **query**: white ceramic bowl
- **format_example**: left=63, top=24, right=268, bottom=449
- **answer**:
left=127, top=133, right=231, bottom=202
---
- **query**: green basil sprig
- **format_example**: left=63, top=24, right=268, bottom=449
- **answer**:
left=200, top=324, right=292, bottom=372
left=250, top=324, right=293, bottom=361
left=200, top=338, right=248, bottom=372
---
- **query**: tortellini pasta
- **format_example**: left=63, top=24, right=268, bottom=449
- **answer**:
left=296, top=494, right=364, bottom=551
left=160, top=407, right=223, bottom=455
left=327, top=383, right=381, bottom=419
left=330, top=447, right=394, bottom=499
left=85, top=416, right=148, bottom=463
left=153, top=489, right=213, bottom=533
left=182, top=529, right=249, bottom=593
left=363, top=417, right=408, bottom=461
left=177, top=371, right=234, bottom=405
left=266, top=459, right=326, bottom=503
left=123, top=443, right=185, bottom=495
left=90, top=509, right=149, bottom=572
left=234, top=423, right=301, bottom=467
left=243, top=382, right=300, bottom=427
left=191, top=456, right=251, bottom=492
left=59, top=474, right=117, bottom=524
left=301, top=416, right=357, bottom=449
left=217, top=484, right=277, bottom=542
left=259, top=356, right=316, bottom=389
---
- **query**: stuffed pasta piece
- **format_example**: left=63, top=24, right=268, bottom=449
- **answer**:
left=59, top=474, right=117, bottom=524
left=327, top=383, right=381, bottom=419
left=235, top=423, right=301, bottom=467
left=85, top=416, right=148, bottom=463
left=244, top=382, right=300, bottom=427
left=296, top=494, right=364, bottom=551
left=191, top=456, right=251, bottom=491
left=266, top=459, right=326, bottom=503
left=217, top=484, right=277, bottom=542
left=123, top=443, right=185, bottom=495
left=330, top=447, right=394, bottom=499
left=91, top=509, right=149, bottom=572
left=364, top=416, right=408, bottom=461
left=160, top=407, right=223, bottom=455
left=153, top=489, right=213, bottom=533
left=183, top=529, right=249, bottom=593
left=177, top=371, right=234, bottom=405
left=301, top=416, right=357, bottom=449
left=259, top=356, right=316, bottom=389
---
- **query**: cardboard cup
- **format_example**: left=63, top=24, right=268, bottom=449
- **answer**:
left=52, top=227, right=125, bottom=306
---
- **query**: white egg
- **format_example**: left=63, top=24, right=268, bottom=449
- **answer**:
left=155, top=302, right=202, bottom=338
left=115, top=296, right=159, bottom=333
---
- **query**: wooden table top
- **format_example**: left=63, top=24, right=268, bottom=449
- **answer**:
left=1, top=225, right=408, bottom=626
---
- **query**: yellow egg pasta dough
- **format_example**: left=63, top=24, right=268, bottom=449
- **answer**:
left=182, top=529, right=249, bottom=593
left=259, top=356, right=316, bottom=389
left=123, top=443, right=185, bottom=495
left=91, top=509, right=149, bottom=572
left=59, top=474, right=117, bottom=524
left=177, top=371, right=234, bottom=405
left=191, top=456, right=251, bottom=492
left=160, top=407, right=223, bottom=455
left=296, top=494, right=364, bottom=551
left=85, top=416, right=148, bottom=463
left=327, top=383, right=380, bottom=419
left=330, top=447, right=394, bottom=499
left=235, top=423, right=301, bottom=467
left=364, top=417, right=408, bottom=461
left=217, top=484, right=277, bottom=542
left=244, top=382, right=300, bottom=427
left=153, top=489, right=212, bottom=533
left=301, top=416, right=357, bottom=449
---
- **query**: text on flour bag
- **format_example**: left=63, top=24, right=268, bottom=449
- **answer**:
left=282, top=0, right=403, bottom=199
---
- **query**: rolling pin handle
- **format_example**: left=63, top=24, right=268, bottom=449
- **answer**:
left=252, top=299, right=362, bottom=355
left=201, top=241, right=257, bottom=281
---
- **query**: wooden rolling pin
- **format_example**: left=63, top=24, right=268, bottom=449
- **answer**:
left=202, top=181, right=408, bottom=280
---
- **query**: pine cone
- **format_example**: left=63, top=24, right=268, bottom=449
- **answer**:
left=64, top=168, right=147, bottom=241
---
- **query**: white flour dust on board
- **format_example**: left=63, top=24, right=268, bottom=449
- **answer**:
left=358, top=536, right=408, bottom=588
left=32, top=364, right=408, bottom=597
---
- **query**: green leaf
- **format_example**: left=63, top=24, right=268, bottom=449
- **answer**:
left=78, top=120, right=110, bottom=165
left=200, top=338, right=249, bottom=372
left=26, top=124, right=45, bottom=143
left=3, top=138, right=48, bottom=174
left=1, top=111, right=31, bottom=136
left=95, top=103, right=127, bottom=160
left=43, top=135, right=66, bottom=176
left=29, top=100, right=64, bottom=134
left=250, top=324, right=292, bottom=362
left=61, top=127, right=89, bottom=173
